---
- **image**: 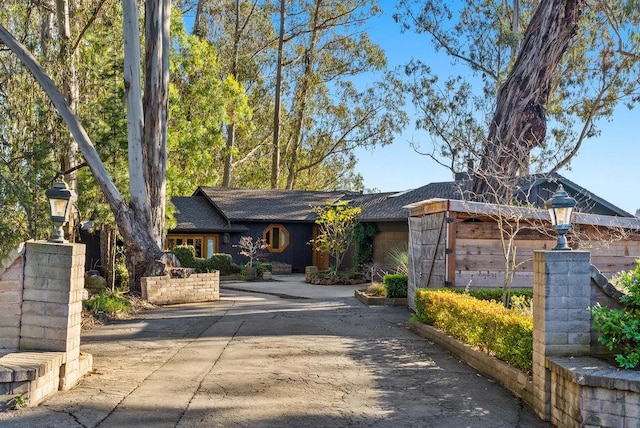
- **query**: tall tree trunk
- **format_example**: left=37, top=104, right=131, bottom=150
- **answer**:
left=271, top=0, right=286, bottom=189
left=286, top=0, right=321, bottom=190
left=56, top=0, right=80, bottom=239
left=222, top=0, right=241, bottom=187
left=0, top=0, right=170, bottom=293
left=472, top=0, right=584, bottom=202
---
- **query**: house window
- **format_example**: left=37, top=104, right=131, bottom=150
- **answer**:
left=263, top=224, right=289, bottom=253
left=166, top=235, right=218, bottom=258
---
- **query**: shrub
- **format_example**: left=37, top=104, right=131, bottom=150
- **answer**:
left=384, top=274, right=408, bottom=298
left=591, top=260, right=640, bottom=369
left=171, top=246, right=242, bottom=275
left=172, top=245, right=196, bottom=267
left=450, top=288, right=533, bottom=302
left=414, top=289, right=533, bottom=372
left=83, top=291, right=132, bottom=316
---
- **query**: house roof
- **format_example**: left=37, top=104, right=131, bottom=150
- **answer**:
left=195, top=187, right=358, bottom=222
left=168, top=173, right=633, bottom=233
left=171, top=196, right=248, bottom=233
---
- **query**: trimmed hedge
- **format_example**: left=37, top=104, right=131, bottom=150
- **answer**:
left=384, top=274, right=408, bottom=298
left=451, top=288, right=533, bottom=302
left=415, top=289, right=533, bottom=372
left=171, top=246, right=242, bottom=275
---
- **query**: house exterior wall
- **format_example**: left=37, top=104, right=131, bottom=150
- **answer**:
left=372, top=221, right=408, bottom=270
left=232, top=222, right=314, bottom=273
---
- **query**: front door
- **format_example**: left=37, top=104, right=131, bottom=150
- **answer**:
left=311, top=225, right=329, bottom=271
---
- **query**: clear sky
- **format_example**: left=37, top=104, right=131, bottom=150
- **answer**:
left=353, top=3, right=639, bottom=216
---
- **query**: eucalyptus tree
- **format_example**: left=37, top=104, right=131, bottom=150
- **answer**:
left=167, top=13, right=251, bottom=196
left=278, top=0, right=407, bottom=190
left=396, top=0, right=640, bottom=202
left=0, top=0, right=172, bottom=291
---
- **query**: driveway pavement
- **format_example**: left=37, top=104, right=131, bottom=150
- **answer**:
left=0, top=275, right=549, bottom=427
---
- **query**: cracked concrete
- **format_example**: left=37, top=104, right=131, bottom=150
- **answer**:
left=0, top=276, right=550, bottom=427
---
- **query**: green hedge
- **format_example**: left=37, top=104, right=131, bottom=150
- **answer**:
left=415, top=289, right=533, bottom=372
left=383, top=274, right=408, bottom=298
left=171, top=246, right=242, bottom=275
left=450, top=288, right=533, bottom=302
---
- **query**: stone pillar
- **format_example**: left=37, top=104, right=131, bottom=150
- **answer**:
left=0, top=246, right=24, bottom=349
left=21, top=241, right=86, bottom=389
left=532, top=250, right=591, bottom=421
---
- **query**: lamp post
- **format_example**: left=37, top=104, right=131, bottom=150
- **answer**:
left=45, top=179, right=77, bottom=243
left=545, top=184, right=576, bottom=251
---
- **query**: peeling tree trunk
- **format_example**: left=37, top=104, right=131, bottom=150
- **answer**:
left=222, top=0, right=241, bottom=187
left=0, top=0, right=170, bottom=294
left=271, top=0, right=286, bottom=189
left=472, top=0, right=584, bottom=202
left=285, top=1, right=321, bottom=190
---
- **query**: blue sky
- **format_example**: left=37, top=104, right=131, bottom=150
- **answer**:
left=353, top=3, right=640, bottom=215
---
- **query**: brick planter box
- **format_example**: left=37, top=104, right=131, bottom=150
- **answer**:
left=141, top=272, right=220, bottom=305
left=354, top=290, right=407, bottom=306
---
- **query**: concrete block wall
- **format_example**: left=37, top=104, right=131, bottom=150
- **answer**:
left=21, top=242, right=87, bottom=390
left=141, top=272, right=219, bottom=305
left=532, top=250, right=640, bottom=427
left=532, top=251, right=591, bottom=422
left=0, top=245, right=24, bottom=349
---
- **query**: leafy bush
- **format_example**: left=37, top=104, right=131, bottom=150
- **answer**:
left=83, top=291, right=132, bottom=316
left=450, top=288, right=533, bottom=302
left=384, top=274, right=408, bottom=298
left=172, top=245, right=196, bottom=267
left=414, top=289, right=533, bottom=372
left=171, top=246, right=242, bottom=275
left=591, top=260, right=640, bottom=369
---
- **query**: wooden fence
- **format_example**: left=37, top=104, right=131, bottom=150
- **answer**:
left=407, top=199, right=640, bottom=310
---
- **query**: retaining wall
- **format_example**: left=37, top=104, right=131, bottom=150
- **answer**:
left=141, top=272, right=220, bottom=305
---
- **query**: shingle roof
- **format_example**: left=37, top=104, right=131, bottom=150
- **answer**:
left=171, top=196, right=247, bottom=232
left=196, top=187, right=358, bottom=221
left=169, top=173, right=632, bottom=232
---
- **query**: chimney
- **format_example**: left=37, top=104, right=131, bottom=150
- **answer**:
left=454, top=158, right=474, bottom=181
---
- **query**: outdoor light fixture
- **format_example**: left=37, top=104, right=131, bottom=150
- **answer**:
left=45, top=179, right=77, bottom=243
left=545, top=184, right=576, bottom=251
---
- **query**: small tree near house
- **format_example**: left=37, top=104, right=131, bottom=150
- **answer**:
left=310, top=200, right=361, bottom=274
left=234, top=236, right=268, bottom=267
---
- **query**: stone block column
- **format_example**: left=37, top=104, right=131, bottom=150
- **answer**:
left=532, top=250, right=591, bottom=421
left=20, top=241, right=86, bottom=389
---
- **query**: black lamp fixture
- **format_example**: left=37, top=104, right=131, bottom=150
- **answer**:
left=545, top=184, right=576, bottom=251
left=45, top=179, right=77, bottom=243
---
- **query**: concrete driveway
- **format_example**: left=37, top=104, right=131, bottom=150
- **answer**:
left=0, top=276, right=549, bottom=427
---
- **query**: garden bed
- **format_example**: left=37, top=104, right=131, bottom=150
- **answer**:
left=354, top=290, right=407, bottom=306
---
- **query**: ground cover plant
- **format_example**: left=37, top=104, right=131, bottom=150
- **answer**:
left=414, top=289, right=533, bottom=372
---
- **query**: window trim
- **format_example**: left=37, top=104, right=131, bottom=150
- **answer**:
left=165, top=234, right=219, bottom=258
left=263, top=224, right=289, bottom=253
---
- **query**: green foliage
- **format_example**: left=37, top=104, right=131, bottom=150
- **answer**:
left=450, top=288, right=533, bottom=302
left=414, top=289, right=533, bottom=372
left=353, top=223, right=376, bottom=267
left=383, top=274, right=408, bottom=298
left=8, top=393, right=28, bottom=410
left=171, top=246, right=242, bottom=276
left=311, top=200, right=362, bottom=271
left=83, top=291, right=132, bottom=316
left=591, top=260, right=640, bottom=369
left=171, top=245, right=196, bottom=267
